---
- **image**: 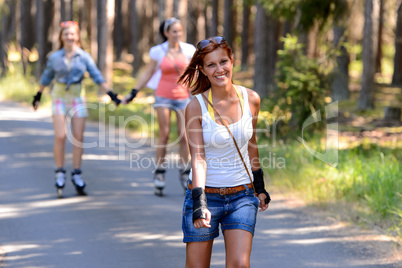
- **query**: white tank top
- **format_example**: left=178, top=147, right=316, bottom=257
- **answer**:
left=189, top=85, right=254, bottom=187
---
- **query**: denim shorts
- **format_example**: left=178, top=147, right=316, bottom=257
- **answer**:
left=154, top=96, right=190, bottom=111
left=182, top=185, right=259, bottom=243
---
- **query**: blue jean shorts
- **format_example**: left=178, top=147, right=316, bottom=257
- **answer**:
left=154, top=96, right=190, bottom=111
left=182, top=184, right=259, bottom=243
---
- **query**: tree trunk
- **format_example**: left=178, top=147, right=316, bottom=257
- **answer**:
left=375, top=0, right=384, bottom=74
left=60, top=0, right=73, bottom=21
left=187, top=0, right=198, bottom=45
left=43, top=0, right=54, bottom=57
left=357, top=0, right=380, bottom=110
left=51, top=0, right=61, bottom=50
left=19, top=0, right=34, bottom=75
left=392, top=2, right=402, bottom=85
left=267, top=16, right=280, bottom=95
left=153, top=0, right=163, bottom=44
left=148, top=0, right=156, bottom=46
left=173, top=0, right=180, bottom=17
left=331, top=25, right=350, bottom=101
left=97, top=0, right=114, bottom=86
left=70, top=0, right=74, bottom=20
left=88, top=0, right=97, bottom=60
left=77, top=0, right=86, bottom=47
left=210, top=0, right=219, bottom=36
left=253, top=4, right=279, bottom=98
left=20, top=0, right=34, bottom=50
left=384, top=107, right=401, bottom=121
left=61, top=0, right=73, bottom=21
left=35, top=0, right=45, bottom=80
left=240, top=0, right=250, bottom=71
left=305, top=24, right=318, bottom=58
left=121, top=0, right=130, bottom=54
left=158, top=0, right=165, bottom=23
left=177, top=0, right=187, bottom=34
left=204, top=0, right=210, bottom=38
left=223, top=0, right=234, bottom=48
left=130, top=0, right=144, bottom=75
left=0, top=2, right=9, bottom=77
left=253, top=3, right=268, bottom=97
left=6, top=0, right=17, bottom=42
left=114, top=0, right=123, bottom=61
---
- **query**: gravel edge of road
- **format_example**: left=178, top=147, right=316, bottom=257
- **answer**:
left=276, top=192, right=402, bottom=266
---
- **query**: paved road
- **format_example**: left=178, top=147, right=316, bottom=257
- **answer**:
left=0, top=101, right=400, bottom=268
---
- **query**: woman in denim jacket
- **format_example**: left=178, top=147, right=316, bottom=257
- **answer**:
left=32, top=21, right=121, bottom=197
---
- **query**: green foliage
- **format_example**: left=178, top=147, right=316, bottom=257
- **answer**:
left=258, top=0, right=348, bottom=31
left=275, top=34, right=329, bottom=132
left=262, top=136, right=402, bottom=234
left=0, top=63, right=47, bottom=104
left=257, top=0, right=298, bottom=20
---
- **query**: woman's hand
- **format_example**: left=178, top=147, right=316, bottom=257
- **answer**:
left=32, top=92, right=42, bottom=111
left=193, top=208, right=211, bottom=228
left=122, top=89, right=138, bottom=104
left=258, top=193, right=269, bottom=212
left=106, top=91, right=121, bottom=106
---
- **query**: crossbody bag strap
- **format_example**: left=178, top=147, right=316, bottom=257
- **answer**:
left=201, top=93, right=257, bottom=196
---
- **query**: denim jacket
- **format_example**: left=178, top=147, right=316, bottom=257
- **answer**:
left=40, top=47, right=106, bottom=89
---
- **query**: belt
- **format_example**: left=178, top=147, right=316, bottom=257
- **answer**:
left=187, top=183, right=253, bottom=195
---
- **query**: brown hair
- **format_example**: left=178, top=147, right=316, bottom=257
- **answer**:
left=58, top=24, right=82, bottom=50
left=178, top=40, right=234, bottom=95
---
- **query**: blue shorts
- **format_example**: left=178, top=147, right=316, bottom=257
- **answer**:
left=154, top=96, right=190, bottom=111
left=182, top=185, right=259, bottom=243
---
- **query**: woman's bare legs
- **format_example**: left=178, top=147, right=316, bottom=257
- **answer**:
left=176, top=108, right=189, bottom=165
left=52, top=115, right=66, bottom=168
left=224, top=229, right=253, bottom=268
left=186, top=240, right=214, bottom=268
left=71, top=117, right=86, bottom=170
left=155, top=107, right=171, bottom=167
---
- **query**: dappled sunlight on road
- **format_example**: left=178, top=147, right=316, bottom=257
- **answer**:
left=0, top=102, right=51, bottom=121
left=253, top=197, right=402, bottom=267
left=263, top=222, right=345, bottom=235
left=11, top=152, right=54, bottom=159
left=83, top=154, right=121, bottom=161
left=114, top=231, right=182, bottom=244
left=0, top=196, right=90, bottom=219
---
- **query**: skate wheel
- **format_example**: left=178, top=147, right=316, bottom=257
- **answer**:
left=76, top=189, right=87, bottom=196
left=154, top=188, right=163, bottom=197
left=57, top=188, right=63, bottom=198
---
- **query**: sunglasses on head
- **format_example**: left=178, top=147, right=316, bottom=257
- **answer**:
left=196, top=36, right=226, bottom=50
left=60, top=21, right=78, bottom=27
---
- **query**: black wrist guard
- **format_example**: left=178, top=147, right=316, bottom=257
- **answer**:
left=107, top=91, right=121, bottom=106
left=192, top=187, right=208, bottom=223
left=252, top=168, right=271, bottom=204
left=126, top=88, right=139, bottom=103
left=32, top=92, right=42, bottom=107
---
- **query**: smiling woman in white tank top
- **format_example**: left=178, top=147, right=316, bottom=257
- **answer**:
left=178, top=36, right=271, bottom=267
